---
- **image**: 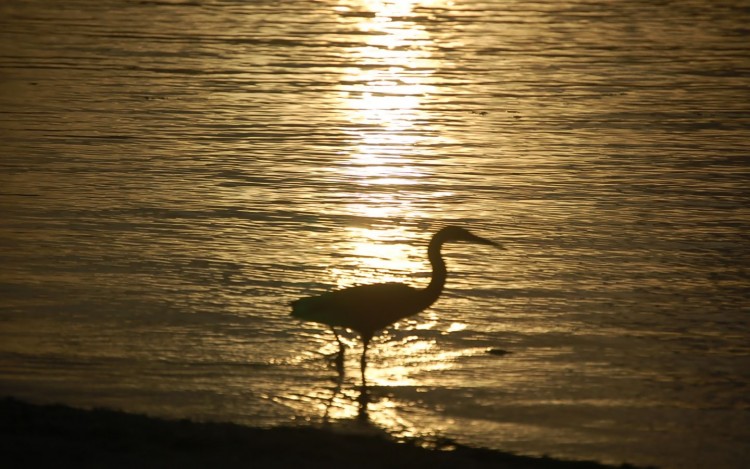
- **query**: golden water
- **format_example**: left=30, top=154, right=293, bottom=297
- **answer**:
left=1, top=1, right=749, bottom=467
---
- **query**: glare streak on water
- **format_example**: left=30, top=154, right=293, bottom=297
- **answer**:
left=1, top=1, right=749, bottom=468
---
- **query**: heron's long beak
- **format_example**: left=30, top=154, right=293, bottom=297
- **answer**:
left=489, top=239, right=503, bottom=249
left=469, top=233, right=503, bottom=249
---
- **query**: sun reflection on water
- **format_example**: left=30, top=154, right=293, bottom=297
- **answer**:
left=327, top=225, right=423, bottom=288
left=329, top=0, right=447, bottom=280
left=336, top=0, right=442, bottom=191
left=295, top=0, right=465, bottom=438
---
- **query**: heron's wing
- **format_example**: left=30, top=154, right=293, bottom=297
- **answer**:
left=291, top=282, right=425, bottom=332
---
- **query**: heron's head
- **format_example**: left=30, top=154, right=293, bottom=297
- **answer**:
left=436, top=225, right=500, bottom=247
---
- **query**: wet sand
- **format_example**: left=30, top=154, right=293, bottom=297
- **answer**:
left=1, top=397, right=648, bottom=468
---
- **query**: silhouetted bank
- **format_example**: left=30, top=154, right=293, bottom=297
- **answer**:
left=0, top=397, right=651, bottom=468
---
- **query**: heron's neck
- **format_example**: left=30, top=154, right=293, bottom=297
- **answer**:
left=424, top=238, right=447, bottom=302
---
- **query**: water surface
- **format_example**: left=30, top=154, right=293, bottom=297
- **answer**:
left=1, top=1, right=749, bottom=468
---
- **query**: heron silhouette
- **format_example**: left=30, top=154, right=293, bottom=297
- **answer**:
left=291, top=226, right=499, bottom=388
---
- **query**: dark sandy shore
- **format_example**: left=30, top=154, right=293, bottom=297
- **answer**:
left=1, top=397, right=649, bottom=468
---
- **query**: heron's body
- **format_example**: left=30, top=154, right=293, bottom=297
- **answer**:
left=290, top=226, right=498, bottom=386
left=292, top=282, right=434, bottom=336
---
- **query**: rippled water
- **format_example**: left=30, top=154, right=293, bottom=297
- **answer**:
left=1, top=1, right=749, bottom=467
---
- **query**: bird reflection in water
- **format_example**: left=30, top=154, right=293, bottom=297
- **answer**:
left=292, top=226, right=500, bottom=420
left=321, top=356, right=372, bottom=424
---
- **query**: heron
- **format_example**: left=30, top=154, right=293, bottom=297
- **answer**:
left=290, top=226, right=499, bottom=387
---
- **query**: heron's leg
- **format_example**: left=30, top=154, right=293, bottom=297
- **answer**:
left=356, top=382, right=370, bottom=422
left=331, top=327, right=344, bottom=353
left=330, top=327, right=345, bottom=375
left=360, top=335, right=371, bottom=389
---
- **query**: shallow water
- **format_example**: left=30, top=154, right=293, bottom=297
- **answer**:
left=1, top=1, right=749, bottom=468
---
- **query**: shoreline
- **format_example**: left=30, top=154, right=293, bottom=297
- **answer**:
left=0, top=396, right=650, bottom=468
